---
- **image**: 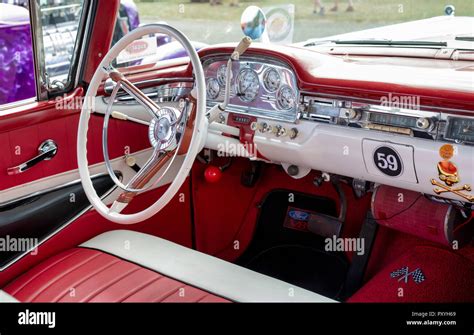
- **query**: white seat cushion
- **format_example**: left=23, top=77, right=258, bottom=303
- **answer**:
left=81, top=230, right=336, bottom=303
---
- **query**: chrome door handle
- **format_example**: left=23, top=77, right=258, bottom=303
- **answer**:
left=7, top=140, right=58, bottom=175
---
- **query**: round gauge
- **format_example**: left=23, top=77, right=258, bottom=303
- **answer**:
left=263, top=68, right=281, bottom=92
left=236, top=68, right=260, bottom=102
left=206, top=78, right=220, bottom=100
left=276, top=85, right=296, bottom=110
left=217, top=64, right=227, bottom=86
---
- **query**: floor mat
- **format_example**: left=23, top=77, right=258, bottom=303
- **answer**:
left=246, top=244, right=348, bottom=298
left=237, top=190, right=348, bottom=300
left=349, top=245, right=474, bottom=302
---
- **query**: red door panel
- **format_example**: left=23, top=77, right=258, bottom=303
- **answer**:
left=0, top=180, right=193, bottom=287
left=0, top=112, right=151, bottom=191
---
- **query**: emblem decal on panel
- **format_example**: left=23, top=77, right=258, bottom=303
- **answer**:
left=431, top=144, right=474, bottom=202
left=373, top=146, right=403, bottom=177
left=390, top=266, right=425, bottom=284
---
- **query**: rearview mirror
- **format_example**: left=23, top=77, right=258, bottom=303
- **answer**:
left=240, top=6, right=266, bottom=40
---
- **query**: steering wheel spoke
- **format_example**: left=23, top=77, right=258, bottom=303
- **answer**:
left=108, top=69, right=162, bottom=120
left=78, top=23, right=206, bottom=224
left=109, top=149, right=175, bottom=214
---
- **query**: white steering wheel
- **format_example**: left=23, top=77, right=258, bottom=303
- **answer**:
left=77, top=24, right=207, bottom=224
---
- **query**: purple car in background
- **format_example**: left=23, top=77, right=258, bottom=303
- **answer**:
left=0, top=3, right=35, bottom=104
left=0, top=0, right=140, bottom=105
left=0, top=0, right=207, bottom=106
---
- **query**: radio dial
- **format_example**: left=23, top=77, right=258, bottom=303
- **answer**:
left=416, top=117, right=431, bottom=130
left=343, top=108, right=359, bottom=121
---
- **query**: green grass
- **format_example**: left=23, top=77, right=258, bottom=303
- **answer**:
left=134, top=0, right=474, bottom=43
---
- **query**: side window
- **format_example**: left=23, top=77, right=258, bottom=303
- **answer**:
left=37, top=0, right=85, bottom=92
left=0, top=0, right=86, bottom=107
left=0, top=1, right=36, bottom=105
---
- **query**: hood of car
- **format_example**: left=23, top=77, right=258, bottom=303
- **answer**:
left=300, top=16, right=474, bottom=49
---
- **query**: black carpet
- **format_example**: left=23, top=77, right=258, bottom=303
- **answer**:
left=237, top=190, right=348, bottom=300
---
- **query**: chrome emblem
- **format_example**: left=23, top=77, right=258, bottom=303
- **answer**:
left=156, top=117, right=171, bottom=142
left=148, top=107, right=179, bottom=150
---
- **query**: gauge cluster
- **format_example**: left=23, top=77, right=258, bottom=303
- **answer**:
left=203, top=56, right=299, bottom=122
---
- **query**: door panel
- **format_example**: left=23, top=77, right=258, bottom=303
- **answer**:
left=0, top=180, right=193, bottom=286
left=0, top=173, right=117, bottom=268
left=0, top=112, right=150, bottom=191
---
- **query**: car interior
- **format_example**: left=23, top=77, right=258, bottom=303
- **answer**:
left=0, top=0, right=473, bottom=305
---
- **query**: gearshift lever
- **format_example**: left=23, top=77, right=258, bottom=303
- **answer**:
left=208, top=37, right=252, bottom=123
left=231, top=36, right=252, bottom=61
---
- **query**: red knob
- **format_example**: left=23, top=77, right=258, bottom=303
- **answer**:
left=204, top=166, right=222, bottom=183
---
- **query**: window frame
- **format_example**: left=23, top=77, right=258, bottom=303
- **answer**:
left=28, top=0, right=93, bottom=101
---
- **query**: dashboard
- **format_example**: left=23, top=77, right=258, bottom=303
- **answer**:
left=200, top=51, right=474, bottom=206
left=103, top=45, right=474, bottom=206
left=203, top=54, right=474, bottom=146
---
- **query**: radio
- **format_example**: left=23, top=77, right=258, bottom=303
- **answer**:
left=300, top=95, right=440, bottom=140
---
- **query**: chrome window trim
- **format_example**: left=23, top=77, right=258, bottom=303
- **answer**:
left=29, top=0, right=91, bottom=100
left=73, top=0, right=94, bottom=88
left=28, top=0, right=47, bottom=101
left=0, top=98, right=37, bottom=112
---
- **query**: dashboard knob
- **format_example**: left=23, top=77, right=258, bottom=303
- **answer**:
left=255, top=122, right=271, bottom=133
left=289, top=127, right=298, bottom=139
left=416, top=117, right=431, bottom=130
left=204, top=166, right=222, bottom=183
left=274, top=125, right=286, bottom=137
left=287, top=165, right=299, bottom=176
left=343, top=108, right=359, bottom=120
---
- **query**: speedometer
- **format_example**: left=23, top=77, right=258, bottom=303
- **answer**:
left=236, top=68, right=260, bottom=102
left=263, top=68, right=281, bottom=92
left=206, top=78, right=220, bottom=100
left=276, top=85, right=295, bottom=110
left=217, top=64, right=227, bottom=86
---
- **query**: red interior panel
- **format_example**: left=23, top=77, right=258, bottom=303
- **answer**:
left=192, top=158, right=371, bottom=262
left=5, top=248, right=228, bottom=303
left=0, top=181, right=193, bottom=287
left=0, top=112, right=150, bottom=191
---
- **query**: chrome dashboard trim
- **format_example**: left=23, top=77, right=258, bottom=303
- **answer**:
left=299, top=90, right=474, bottom=115
left=104, top=77, right=194, bottom=95
left=300, top=91, right=474, bottom=145
left=203, top=55, right=300, bottom=123
left=103, top=82, right=193, bottom=105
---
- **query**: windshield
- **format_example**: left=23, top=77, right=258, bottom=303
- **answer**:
left=133, top=0, right=473, bottom=43
left=112, top=0, right=474, bottom=68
